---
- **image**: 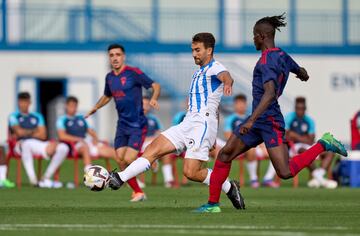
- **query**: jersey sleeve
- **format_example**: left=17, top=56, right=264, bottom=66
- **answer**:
left=134, top=68, right=154, bottom=89
left=356, top=113, right=360, bottom=129
left=56, top=116, right=66, bottom=130
left=8, top=113, right=19, bottom=127
left=103, top=74, right=112, bottom=97
left=306, top=116, right=316, bottom=135
left=284, top=112, right=295, bottom=130
left=223, top=115, right=234, bottom=132
left=211, top=62, right=227, bottom=76
left=34, top=113, right=45, bottom=126
left=287, top=55, right=301, bottom=74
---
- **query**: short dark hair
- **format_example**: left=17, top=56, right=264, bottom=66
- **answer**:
left=234, top=94, right=247, bottom=102
left=17, top=92, right=31, bottom=100
left=192, top=32, right=216, bottom=54
left=66, top=96, right=78, bottom=104
left=107, top=43, right=125, bottom=53
left=295, top=96, right=306, bottom=105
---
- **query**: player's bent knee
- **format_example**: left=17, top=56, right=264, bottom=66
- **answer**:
left=218, top=149, right=233, bottom=163
left=183, top=168, right=198, bottom=182
left=276, top=170, right=292, bottom=179
left=57, top=143, right=69, bottom=154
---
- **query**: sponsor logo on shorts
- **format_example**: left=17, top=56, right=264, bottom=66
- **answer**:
left=188, top=139, right=195, bottom=149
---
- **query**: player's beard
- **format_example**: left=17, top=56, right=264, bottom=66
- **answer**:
left=194, top=58, right=202, bottom=66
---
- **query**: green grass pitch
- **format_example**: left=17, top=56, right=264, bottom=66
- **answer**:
left=1, top=159, right=360, bottom=236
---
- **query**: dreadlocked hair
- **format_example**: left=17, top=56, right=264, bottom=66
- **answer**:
left=256, top=13, right=287, bottom=32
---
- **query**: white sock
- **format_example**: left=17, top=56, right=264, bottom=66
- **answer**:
left=263, top=162, right=277, bottom=182
left=21, top=142, right=37, bottom=184
left=162, top=164, right=174, bottom=183
left=312, top=168, right=326, bottom=184
left=43, top=143, right=69, bottom=179
left=202, top=168, right=231, bottom=193
left=118, top=157, right=151, bottom=182
left=246, top=161, right=258, bottom=182
left=0, top=165, right=7, bottom=181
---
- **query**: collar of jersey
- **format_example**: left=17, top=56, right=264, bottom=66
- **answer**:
left=262, top=47, right=280, bottom=55
left=200, top=59, right=215, bottom=70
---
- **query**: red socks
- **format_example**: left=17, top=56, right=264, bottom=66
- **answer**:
left=208, top=160, right=231, bottom=204
left=127, top=177, right=143, bottom=193
left=289, top=142, right=325, bottom=176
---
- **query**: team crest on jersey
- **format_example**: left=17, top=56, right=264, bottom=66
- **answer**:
left=301, top=123, right=308, bottom=132
left=30, top=118, right=37, bottom=125
left=67, top=121, right=74, bottom=127
left=120, top=77, right=127, bottom=86
left=19, top=117, right=24, bottom=123
left=78, top=120, right=84, bottom=127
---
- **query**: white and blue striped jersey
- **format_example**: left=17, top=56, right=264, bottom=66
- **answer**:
left=188, top=59, right=227, bottom=114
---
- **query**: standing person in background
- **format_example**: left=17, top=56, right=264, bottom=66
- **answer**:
left=86, top=44, right=161, bottom=202
left=224, top=94, right=278, bottom=188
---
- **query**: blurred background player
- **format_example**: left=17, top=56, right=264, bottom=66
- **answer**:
left=86, top=44, right=161, bottom=202
left=224, top=94, right=278, bottom=188
left=108, top=32, right=245, bottom=210
left=8, top=92, right=69, bottom=188
left=351, top=110, right=360, bottom=150
left=285, top=97, right=337, bottom=188
left=0, top=145, right=15, bottom=188
left=138, top=97, right=175, bottom=188
left=57, top=96, right=116, bottom=171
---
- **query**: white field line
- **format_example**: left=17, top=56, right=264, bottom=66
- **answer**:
left=0, top=224, right=356, bottom=231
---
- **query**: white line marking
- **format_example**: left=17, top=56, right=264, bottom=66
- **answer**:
left=0, top=224, right=356, bottom=231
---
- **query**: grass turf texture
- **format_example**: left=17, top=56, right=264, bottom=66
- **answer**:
left=1, top=159, right=360, bottom=236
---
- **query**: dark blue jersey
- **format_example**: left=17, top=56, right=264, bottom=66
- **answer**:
left=252, top=48, right=300, bottom=120
left=56, top=114, right=89, bottom=138
left=146, top=114, right=162, bottom=137
left=104, top=66, right=154, bottom=132
left=8, top=111, right=45, bottom=140
left=224, top=113, right=248, bottom=132
left=285, top=112, right=315, bottom=136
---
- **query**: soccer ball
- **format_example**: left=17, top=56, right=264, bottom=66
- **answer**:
left=83, top=165, right=110, bottom=191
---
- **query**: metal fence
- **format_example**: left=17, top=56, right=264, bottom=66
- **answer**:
left=0, top=0, right=359, bottom=53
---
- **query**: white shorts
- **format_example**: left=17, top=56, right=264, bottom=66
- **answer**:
left=14, top=139, right=50, bottom=159
left=215, top=138, right=226, bottom=149
left=75, top=139, right=103, bottom=157
left=289, top=143, right=311, bottom=157
left=162, top=112, right=218, bottom=161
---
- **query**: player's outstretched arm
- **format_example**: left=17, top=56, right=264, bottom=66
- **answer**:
left=149, top=82, right=161, bottom=110
left=85, top=95, right=112, bottom=119
left=295, top=67, right=309, bottom=81
left=240, top=81, right=276, bottom=134
left=217, top=71, right=234, bottom=96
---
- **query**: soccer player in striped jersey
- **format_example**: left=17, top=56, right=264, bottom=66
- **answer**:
left=196, top=14, right=347, bottom=213
left=108, top=32, right=245, bottom=209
